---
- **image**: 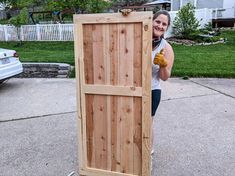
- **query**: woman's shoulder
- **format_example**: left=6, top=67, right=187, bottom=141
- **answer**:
left=163, top=39, right=173, bottom=50
left=162, top=38, right=170, bottom=46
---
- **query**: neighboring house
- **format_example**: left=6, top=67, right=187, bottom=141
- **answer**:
left=144, top=0, right=171, bottom=11
left=170, top=0, right=235, bottom=27
left=171, top=0, right=224, bottom=11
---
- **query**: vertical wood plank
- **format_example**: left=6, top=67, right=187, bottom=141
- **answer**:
left=73, top=22, right=84, bottom=171
left=142, top=17, right=153, bottom=176
left=133, top=23, right=143, bottom=175
left=103, top=24, right=112, bottom=171
left=83, top=24, right=94, bottom=84
left=92, top=24, right=105, bottom=85
left=110, top=96, right=119, bottom=171
left=83, top=24, right=95, bottom=167
left=109, top=24, right=121, bottom=172
left=133, top=97, right=142, bottom=175
left=93, top=95, right=108, bottom=170
left=116, top=24, right=122, bottom=173
left=119, top=97, right=134, bottom=174
left=75, top=22, right=89, bottom=170
left=119, top=23, right=134, bottom=174
left=109, top=24, right=119, bottom=86
left=133, top=23, right=142, bottom=88
left=85, top=94, right=94, bottom=167
left=118, top=23, right=127, bottom=174
left=118, top=24, right=134, bottom=87
left=92, top=24, right=108, bottom=170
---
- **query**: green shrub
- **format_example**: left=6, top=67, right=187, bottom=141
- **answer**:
left=173, top=3, right=200, bottom=39
left=203, top=36, right=222, bottom=42
left=9, top=7, right=29, bottom=44
left=203, top=22, right=213, bottom=32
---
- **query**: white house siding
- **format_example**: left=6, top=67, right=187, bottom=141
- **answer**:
left=171, top=0, right=224, bottom=10
left=223, top=0, right=235, bottom=8
left=182, top=0, right=194, bottom=7
left=197, top=0, right=223, bottom=9
left=171, top=0, right=181, bottom=11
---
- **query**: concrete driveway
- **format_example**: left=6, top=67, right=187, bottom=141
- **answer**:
left=0, top=78, right=234, bottom=176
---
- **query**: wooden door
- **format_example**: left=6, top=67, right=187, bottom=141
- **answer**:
left=74, top=12, right=152, bottom=176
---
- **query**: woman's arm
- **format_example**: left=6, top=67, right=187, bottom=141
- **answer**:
left=159, top=43, right=174, bottom=81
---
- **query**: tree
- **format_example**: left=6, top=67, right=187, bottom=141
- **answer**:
left=9, top=7, right=29, bottom=45
left=173, top=3, right=200, bottom=39
left=89, top=0, right=112, bottom=13
left=0, top=0, right=35, bottom=9
left=0, top=1, right=10, bottom=10
left=45, top=0, right=111, bottom=14
left=0, top=0, right=48, bottom=11
left=111, top=0, right=147, bottom=6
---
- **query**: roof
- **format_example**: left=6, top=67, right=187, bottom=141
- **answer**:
left=144, top=0, right=171, bottom=6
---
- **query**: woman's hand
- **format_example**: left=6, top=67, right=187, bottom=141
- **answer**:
left=153, top=49, right=168, bottom=67
left=158, top=44, right=174, bottom=81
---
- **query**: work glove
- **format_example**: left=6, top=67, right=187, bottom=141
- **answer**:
left=153, top=49, right=168, bottom=67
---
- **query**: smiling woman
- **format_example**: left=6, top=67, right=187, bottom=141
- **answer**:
left=151, top=10, right=175, bottom=175
left=0, top=48, right=23, bottom=83
left=151, top=10, right=174, bottom=117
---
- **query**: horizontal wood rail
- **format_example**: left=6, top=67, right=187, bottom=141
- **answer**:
left=83, top=85, right=142, bottom=97
left=80, top=167, right=138, bottom=176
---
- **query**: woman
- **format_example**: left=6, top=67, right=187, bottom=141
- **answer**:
left=151, top=10, right=174, bottom=117
left=151, top=10, right=174, bottom=175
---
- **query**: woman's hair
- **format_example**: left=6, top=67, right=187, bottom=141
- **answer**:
left=153, top=10, right=171, bottom=27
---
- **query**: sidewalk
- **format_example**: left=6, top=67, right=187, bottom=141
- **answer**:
left=0, top=78, right=234, bottom=176
left=152, top=78, right=235, bottom=176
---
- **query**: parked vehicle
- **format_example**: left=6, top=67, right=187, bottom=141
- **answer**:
left=0, top=48, right=23, bottom=83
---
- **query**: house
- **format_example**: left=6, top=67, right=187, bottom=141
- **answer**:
left=171, top=0, right=225, bottom=11
left=114, top=0, right=172, bottom=12
left=170, top=0, right=235, bottom=27
left=131, top=0, right=235, bottom=27
left=144, top=0, right=171, bottom=11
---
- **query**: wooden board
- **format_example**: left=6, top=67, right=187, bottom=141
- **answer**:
left=74, top=12, right=152, bottom=176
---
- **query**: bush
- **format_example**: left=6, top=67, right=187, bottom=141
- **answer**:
left=173, top=5, right=224, bottom=43
left=8, top=7, right=29, bottom=44
left=173, top=3, right=200, bottom=39
left=202, top=36, right=222, bottom=43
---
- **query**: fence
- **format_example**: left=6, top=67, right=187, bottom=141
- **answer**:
left=212, top=7, right=235, bottom=19
left=0, top=23, right=74, bottom=41
left=0, top=10, right=6, bottom=20
left=0, top=8, right=230, bottom=41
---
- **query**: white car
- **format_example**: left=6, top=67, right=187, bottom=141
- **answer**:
left=0, top=48, right=23, bottom=83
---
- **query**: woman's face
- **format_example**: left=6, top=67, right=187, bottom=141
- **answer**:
left=153, top=14, right=169, bottom=38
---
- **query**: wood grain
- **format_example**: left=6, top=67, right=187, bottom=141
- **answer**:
left=75, top=12, right=152, bottom=176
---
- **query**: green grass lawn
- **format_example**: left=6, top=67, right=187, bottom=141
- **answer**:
left=0, top=30, right=234, bottom=78
left=0, top=41, right=75, bottom=65
left=172, top=30, right=235, bottom=78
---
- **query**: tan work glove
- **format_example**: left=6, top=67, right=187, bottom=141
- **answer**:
left=153, top=49, right=168, bottom=67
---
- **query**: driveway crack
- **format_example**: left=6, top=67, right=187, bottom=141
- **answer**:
left=0, top=111, right=77, bottom=123
left=162, top=93, right=219, bottom=102
left=190, top=79, right=235, bottom=99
